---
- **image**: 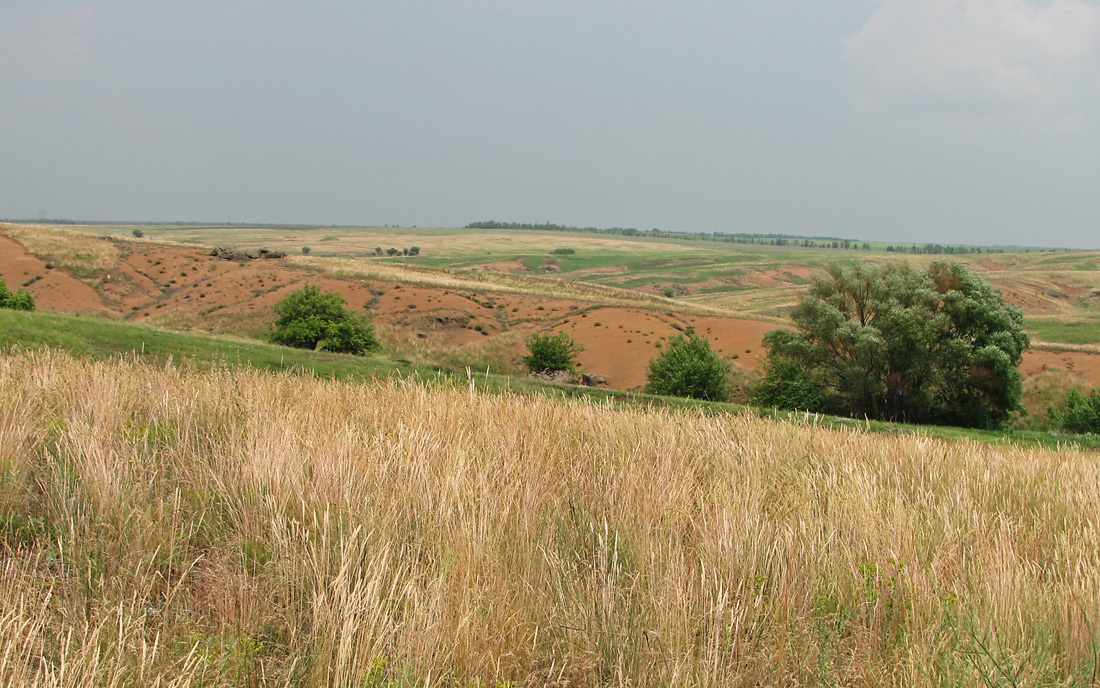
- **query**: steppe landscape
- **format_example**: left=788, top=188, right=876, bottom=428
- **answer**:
left=2, top=222, right=1100, bottom=684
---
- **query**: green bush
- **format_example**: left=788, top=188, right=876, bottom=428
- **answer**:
left=1050, top=388, right=1100, bottom=434
left=751, top=357, right=827, bottom=412
left=522, top=332, right=583, bottom=373
left=132, top=228, right=144, bottom=238
left=0, top=278, right=35, bottom=311
left=644, top=330, right=729, bottom=401
left=301, top=246, right=311, bottom=255
left=270, top=285, right=378, bottom=355
left=550, top=248, right=575, bottom=255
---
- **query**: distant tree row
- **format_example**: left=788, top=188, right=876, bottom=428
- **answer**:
left=885, top=244, right=1001, bottom=255
left=465, top=220, right=1047, bottom=254
left=466, top=220, right=861, bottom=244
left=373, top=246, right=420, bottom=256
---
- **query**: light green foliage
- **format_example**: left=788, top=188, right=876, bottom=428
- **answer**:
left=644, top=330, right=730, bottom=401
left=522, top=332, right=583, bottom=373
left=270, top=285, right=379, bottom=355
left=756, top=261, right=1029, bottom=428
left=0, top=278, right=35, bottom=311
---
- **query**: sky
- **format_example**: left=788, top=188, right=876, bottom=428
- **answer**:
left=2, top=1, right=1100, bottom=248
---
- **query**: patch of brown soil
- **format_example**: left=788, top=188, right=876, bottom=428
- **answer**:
left=0, top=234, right=104, bottom=312
left=477, top=260, right=532, bottom=274
left=1021, top=350, right=1100, bottom=386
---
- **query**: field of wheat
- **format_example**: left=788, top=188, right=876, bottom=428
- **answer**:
left=1, top=350, right=1098, bottom=686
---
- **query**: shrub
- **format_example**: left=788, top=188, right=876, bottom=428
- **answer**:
left=551, top=248, right=575, bottom=255
left=751, top=357, right=827, bottom=412
left=132, top=229, right=144, bottom=238
left=0, top=278, right=35, bottom=311
left=408, top=246, right=420, bottom=256
left=270, top=285, right=378, bottom=355
left=644, top=330, right=729, bottom=401
left=1050, top=388, right=1100, bottom=434
left=301, top=246, right=311, bottom=255
left=522, top=332, right=584, bottom=373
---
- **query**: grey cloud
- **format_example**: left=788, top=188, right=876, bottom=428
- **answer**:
left=844, top=0, right=1100, bottom=117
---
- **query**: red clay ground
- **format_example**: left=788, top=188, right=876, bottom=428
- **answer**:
left=5, top=228, right=1100, bottom=391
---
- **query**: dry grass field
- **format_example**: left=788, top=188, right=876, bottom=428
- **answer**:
left=2, top=349, right=1099, bottom=686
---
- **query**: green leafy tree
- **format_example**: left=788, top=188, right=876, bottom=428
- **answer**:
left=754, top=261, right=1029, bottom=428
left=270, top=285, right=378, bottom=355
left=522, top=332, right=584, bottom=373
left=645, top=330, right=730, bottom=401
left=0, top=278, right=35, bottom=311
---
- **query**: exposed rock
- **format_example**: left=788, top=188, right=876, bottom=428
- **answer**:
left=581, top=372, right=608, bottom=387
left=416, top=331, right=429, bottom=339
left=427, top=315, right=470, bottom=328
left=527, top=369, right=580, bottom=385
left=210, top=246, right=288, bottom=262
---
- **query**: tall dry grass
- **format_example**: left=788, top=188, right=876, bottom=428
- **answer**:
left=1, top=349, right=1099, bottom=686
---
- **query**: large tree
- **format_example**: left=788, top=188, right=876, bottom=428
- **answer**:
left=753, top=261, right=1029, bottom=428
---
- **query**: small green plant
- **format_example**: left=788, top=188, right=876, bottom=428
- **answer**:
left=301, top=246, right=311, bottom=255
left=644, top=330, right=729, bottom=401
left=132, top=228, right=144, bottom=238
left=551, top=247, right=575, bottom=255
left=522, top=331, right=584, bottom=373
left=662, top=287, right=675, bottom=298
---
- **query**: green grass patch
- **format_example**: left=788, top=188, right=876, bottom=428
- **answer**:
left=0, top=309, right=420, bottom=382
left=1026, top=318, right=1100, bottom=345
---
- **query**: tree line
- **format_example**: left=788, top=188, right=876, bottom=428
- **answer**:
left=465, top=220, right=1015, bottom=253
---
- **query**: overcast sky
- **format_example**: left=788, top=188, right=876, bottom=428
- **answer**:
left=3, top=1, right=1100, bottom=248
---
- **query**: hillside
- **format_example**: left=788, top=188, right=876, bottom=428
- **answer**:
left=2, top=349, right=1098, bottom=686
left=3, top=222, right=1100, bottom=397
